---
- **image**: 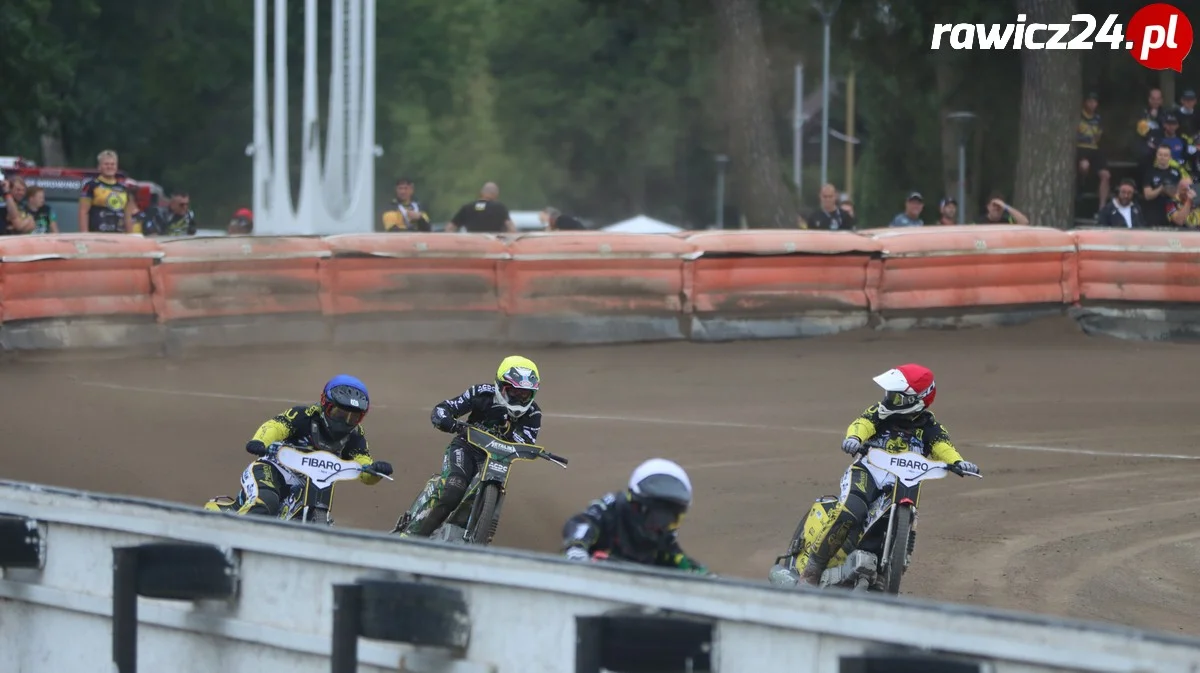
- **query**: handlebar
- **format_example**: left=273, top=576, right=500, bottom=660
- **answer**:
left=543, top=451, right=569, bottom=465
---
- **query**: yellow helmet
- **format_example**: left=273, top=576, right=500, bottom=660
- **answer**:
left=495, top=355, right=540, bottom=417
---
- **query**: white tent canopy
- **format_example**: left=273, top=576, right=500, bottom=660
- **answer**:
left=602, top=215, right=682, bottom=234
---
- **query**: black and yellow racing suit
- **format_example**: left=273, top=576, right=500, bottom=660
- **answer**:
left=801, top=404, right=964, bottom=575
left=80, top=176, right=133, bottom=233
left=398, top=383, right=541, bottom=535
left=562, top=490, right=707, bottom=573
left=236, top=404, right=381, bottom=515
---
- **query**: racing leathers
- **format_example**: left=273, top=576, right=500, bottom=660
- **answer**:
left=399, top=383, right=542, bottom=536
left=561, top=491, right=708, bottom=573
left=797, top=404, right=968, bottom=582
left=236, top=405, right=383, bottom=516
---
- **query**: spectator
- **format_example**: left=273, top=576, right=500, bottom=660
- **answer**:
left=936, top=197, right=958, bottom=225
left=1177, top=89, right=1197, bottom=140
left=540, top=207, right=586, bottom=231
left=837, top=193, right=855, bottom=222
left=1, top=174, right=24, bottom=235
left=6, top=177, right=35, bottom=234
left=79, top=149, right=135, bottom=233
left=132, top=193, right=162, bottom=235
left=799, top=183, right=855, bottom=230
left=980, top=192, right=1030, bottom=224
left=383, top=178, right=430, bottom=232
left=1076, top=92, right=1110, bottom=209
left=1166, top=175, right=1199, bottom=227
left=228, top=208, right=253, bottom=235
left=1185, top=135, right=1200, bottom=179
left=1094, top=179, right=1144, bottom=229
left=1136, top=88, right=1166, bottom=156
left=22, top=187, right=58, bottom=234
left=446, top=182, right=514, bottom=233
left=888, top=192, right=925, bottom=227
left=145, top=192, right=197, bottom=236
left=1143, top=145, right=1184, bottom=228
left=1158, top=114, right=1187, bottom=163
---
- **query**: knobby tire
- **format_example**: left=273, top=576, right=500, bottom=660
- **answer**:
left=885, top=505, right=913, bottom=595
left=468, top=483, right=500, bottom=546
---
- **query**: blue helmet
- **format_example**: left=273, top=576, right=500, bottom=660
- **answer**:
left=319, top=375, right=370, bottom=440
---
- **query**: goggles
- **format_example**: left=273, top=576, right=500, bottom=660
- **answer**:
left=322, top=401, right=365, bottom=428
left=502, top=384, right=536, bottom=406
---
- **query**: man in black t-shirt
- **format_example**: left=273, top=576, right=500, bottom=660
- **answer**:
left=541, top=206, right=586, bottom=231
left=1143, top=145, right=1184, bottom=228
left=447, top=182, right=514, bottom=233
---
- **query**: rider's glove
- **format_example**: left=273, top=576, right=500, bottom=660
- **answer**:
left=436, top=415, right=464, bottom=434
left=841, top=437, right=862, bottom=455
left=955, top=460, right=979, bottom=475
left=564, top=546, right=590, bottom=562
left=246, top=440, right=268, bottom=457
left=370, top=461, right=394, bottom=476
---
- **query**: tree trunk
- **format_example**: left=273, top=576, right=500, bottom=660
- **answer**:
left=712, top=0, right=797, bottom=228
left=1013, top=0, right=1081, bottom=228
left=935, top=57, right=960, bottom=207
left=39, top=118, right=67, bottom=166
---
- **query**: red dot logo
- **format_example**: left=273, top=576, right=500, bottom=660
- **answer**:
left=1127, top=3, right=1193, bottom=72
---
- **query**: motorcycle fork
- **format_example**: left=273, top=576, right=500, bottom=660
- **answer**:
left=880, top=481, right=921, bottom=572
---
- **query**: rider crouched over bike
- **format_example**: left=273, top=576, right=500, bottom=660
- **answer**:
left=796, top=364, right=978, bottom=586
left=561, top=458, right=708, bottom=574
left=397, top=355, right=542, bottom=537
left=235, top=375, right=393, bottom=516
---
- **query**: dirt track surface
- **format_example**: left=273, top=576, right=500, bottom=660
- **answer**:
left=3, top=317, right=1198, bottom=636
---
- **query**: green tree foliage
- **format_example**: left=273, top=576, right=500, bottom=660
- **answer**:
left=1, top=0, right=1196, bottom=228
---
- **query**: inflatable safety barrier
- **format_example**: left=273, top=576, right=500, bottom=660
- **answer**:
left=684, top=230, right=880, bottom=341
left=3, top=226, right=1200, bottom=351
left=152, top=236, right=331, bottom=350
left=322, top=233, right=508, bottom=344
left=1070, top=228, right=1200, bottom=341
left=861, top=225, right=1078, bottom=329
left=501, top=232, right=693, bottom=343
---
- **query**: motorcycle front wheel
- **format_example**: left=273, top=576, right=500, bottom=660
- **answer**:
left=884, top=505, right=913, bottom=595
left=465, top=483, right=501, bottom=546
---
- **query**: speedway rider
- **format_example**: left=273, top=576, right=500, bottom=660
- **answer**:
left=233, top=375, right=393, bottom=516
left=397, top=355, right=542, bottom=537
left=795, top=364, right=979, bottom=586
left=561, top=458, right=708, bottom=574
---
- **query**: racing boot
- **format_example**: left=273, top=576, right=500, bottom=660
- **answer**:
left=798, top=507, right=858, bottom=586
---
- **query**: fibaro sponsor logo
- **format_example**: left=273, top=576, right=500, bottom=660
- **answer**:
left=930, top=5, right=1193, bottom=72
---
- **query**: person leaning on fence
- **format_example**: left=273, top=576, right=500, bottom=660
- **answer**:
left=1166, top=176, right=1200, bottom=228
left=22, top=187, right=58, bottom=234
left=540, top=207, right=585, bottom=231
left=383, top=178, right=431, bottom=232
left=228, top=208, right=253, bottom=235
left=888, top=192, right=925, bottom=227
left=79, top=149, right=135, bottom=233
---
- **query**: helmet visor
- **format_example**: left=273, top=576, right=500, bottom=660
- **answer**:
left=323, top=401, right=365, bottom=431
left=642, top=499, right=687, bottom=535
left=502, top=384, right=535, bottom=407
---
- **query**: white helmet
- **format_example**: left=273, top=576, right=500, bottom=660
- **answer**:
left=629, top=458, right=693, bottom=508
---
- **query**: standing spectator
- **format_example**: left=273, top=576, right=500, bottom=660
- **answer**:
left=132, top=193, right=162, bottom=235
left=228, top=208, right=253, bottom=235
left=143, top=192, right=197, bottom=236
left=980, top=193, right=1030, bottom=224
left=22, top=187, right=59, bottom=234
left=6, top=177, right=35, bottom=234
left=799, top=183, right=854, bottom=230
left=1177, top=89, right=1198, bottom=140
left=1158, top=114, right=1188, bottom=163
left=1094, top=179, right=1144, bottom=229
left=1143, top=145, right=1184, bottom=228
left=888, top=192, right=925, bottom=227
left=79, top=149, right=135, bottom=233
left=383, top=178, right=430, bottom=232
left=1136, top=88, right=1166, bottom=160
left=1076, top=92, right=1111, bottom=209
left=446, top=182, right=514, bottom=233
left=1166, top=176, right=1199, bottom=227
left=540, top=207, right=586, bottom=231
left=0, top=174, right=27, bottom=235
left=936, top=197, right=958, bottom=225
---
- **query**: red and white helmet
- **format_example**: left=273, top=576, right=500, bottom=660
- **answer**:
left=873, top=364, right=936, bottom=419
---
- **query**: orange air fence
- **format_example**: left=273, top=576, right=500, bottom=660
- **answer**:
left=860, top=225, right=1078, bottom=327
left=9, top=227, right=1200, bottom=351
left=685, top=230, right=879, bottom=340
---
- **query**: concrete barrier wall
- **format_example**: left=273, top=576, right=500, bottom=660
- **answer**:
left=0, top=226, right=1196, bottom=352
left=2, top=480, right=1200, bottom=673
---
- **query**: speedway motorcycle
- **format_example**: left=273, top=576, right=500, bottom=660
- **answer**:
left=204, top=443, right=393, bottom=525
left=768, top=444, right=981, bottom=594
left=393, top=425, right=568, bottom=545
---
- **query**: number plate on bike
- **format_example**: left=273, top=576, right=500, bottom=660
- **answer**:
left=864, top=448, right=949, bottom=487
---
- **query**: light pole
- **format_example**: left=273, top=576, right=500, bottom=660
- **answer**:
left=715, top=154, right=730, bottom=229
left=793, top=63, right=804, bottom=191
left=946, top=111, right=977, bottom=224
left=811, top=0, right=841, bottom=187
